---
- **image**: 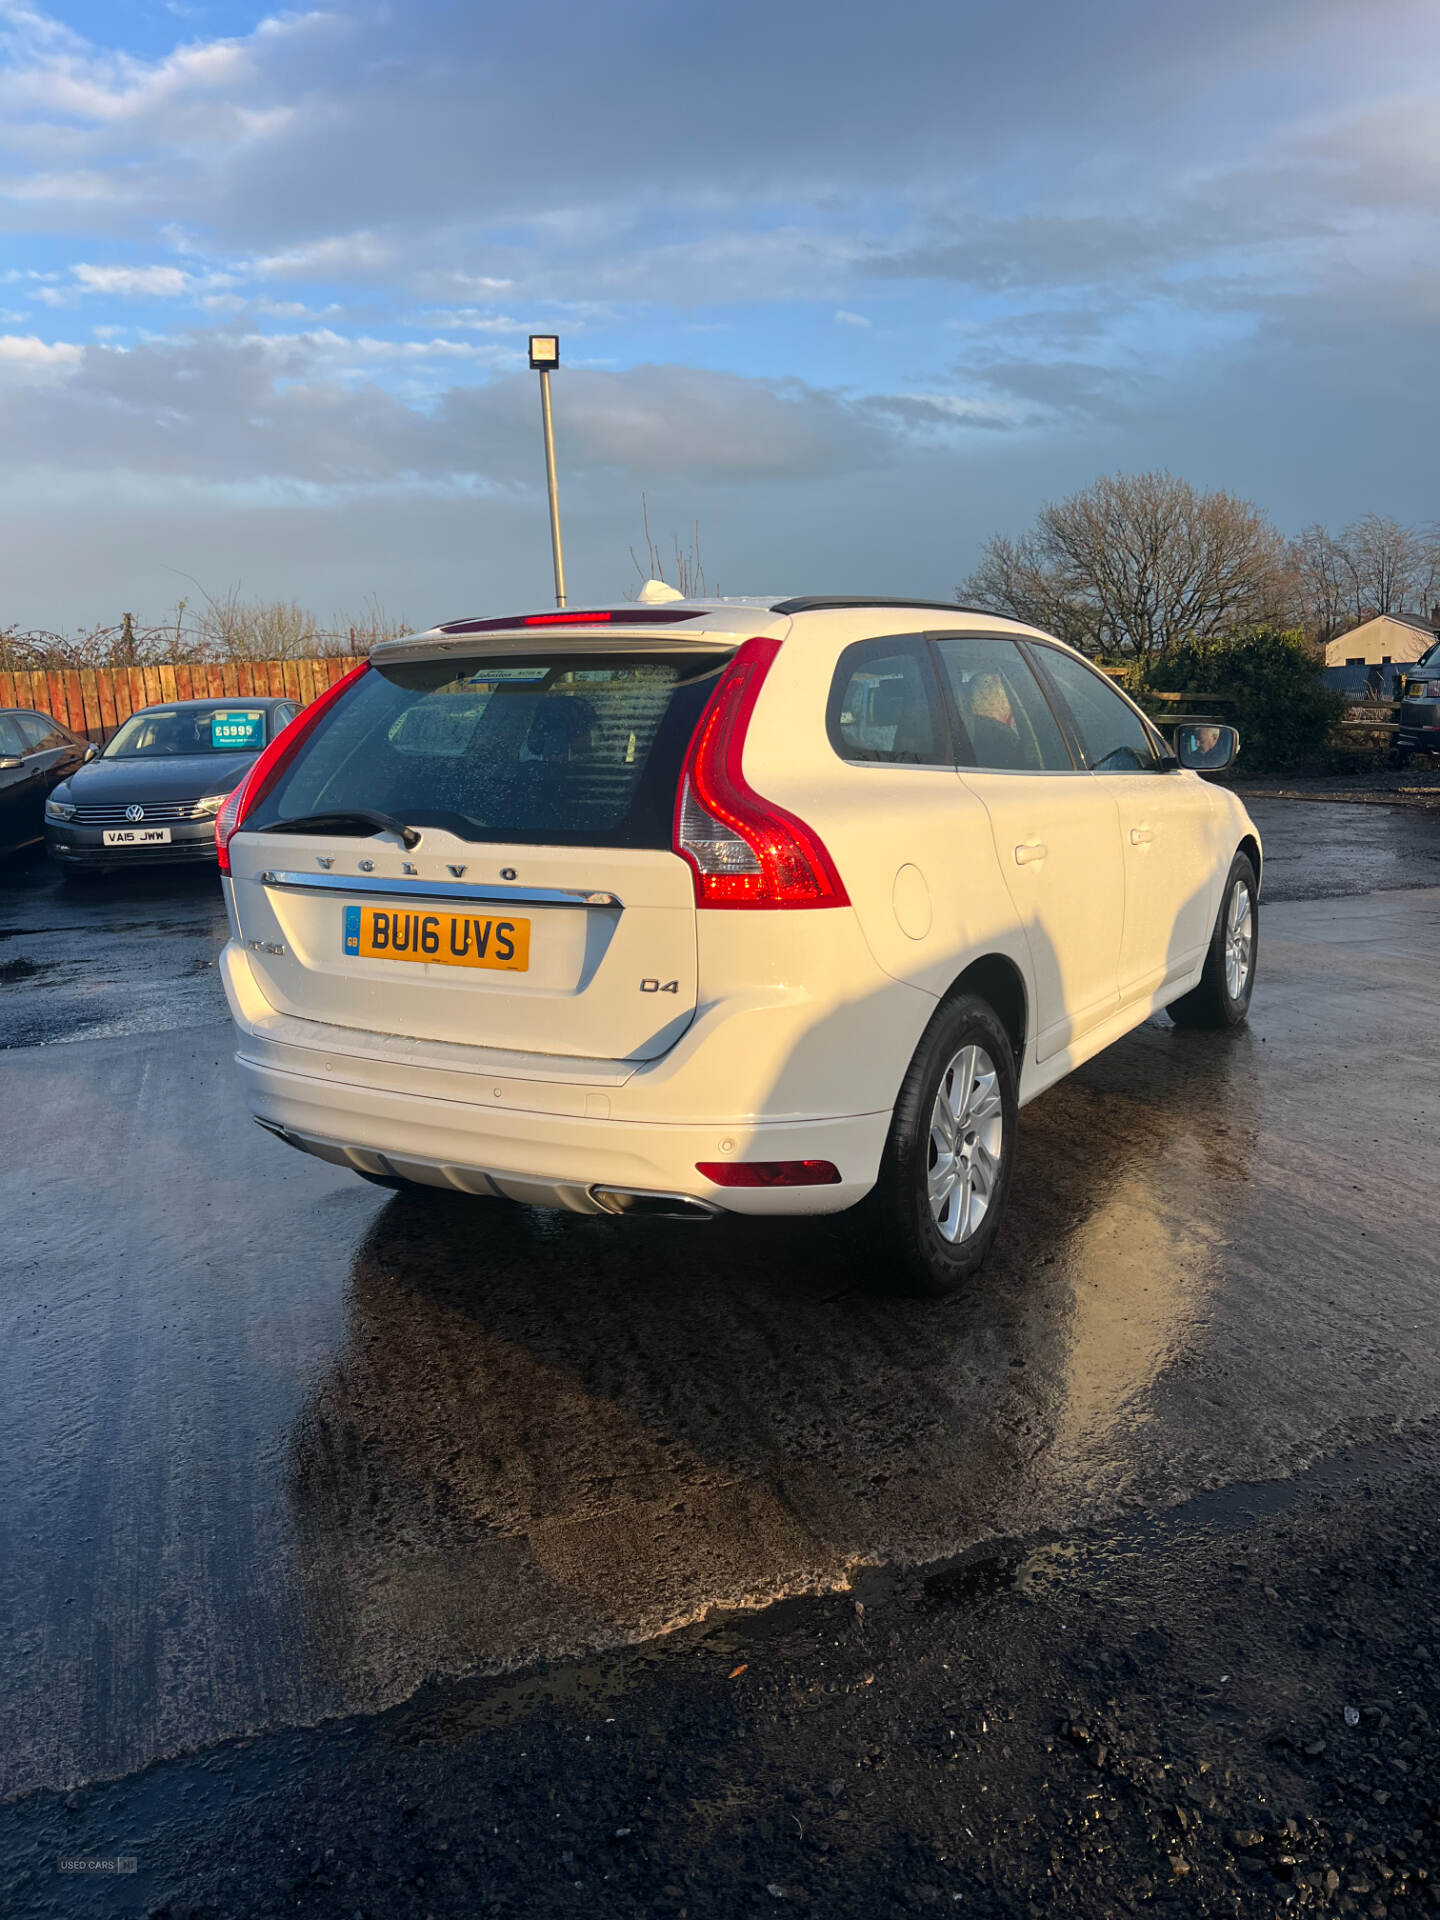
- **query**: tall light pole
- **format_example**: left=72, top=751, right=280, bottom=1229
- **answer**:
left=528, top=334, right=566, bottom=608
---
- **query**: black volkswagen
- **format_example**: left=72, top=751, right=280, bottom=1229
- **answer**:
left=44, top=697, right=299, bottom=873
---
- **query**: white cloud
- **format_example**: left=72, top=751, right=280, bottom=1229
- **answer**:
left=253, top=298, right=343, bottom=318
left=0, top=5, right=336, bottom=129
left=418, top=310, right=527, bottom=333
left=439, top=273, right=514, bottom=294
left=1, top=167, right=132, bottom=204
left=0, top=331, right=83, bottom=383
left=252, top=232, right=396, bottom=280
left=0, top=0, right=1438, bottom=630
left=0, top=331, right=926, bottom=483
left=269, top=328, right=505, bottom=365
left=72, top=262, right=193, bottom=296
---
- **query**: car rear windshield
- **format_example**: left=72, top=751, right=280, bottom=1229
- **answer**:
left=245, top=650, right=733, bottom=848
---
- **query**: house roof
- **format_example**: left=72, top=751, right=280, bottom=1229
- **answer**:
left=1336, top=610, right=1439, bottom=639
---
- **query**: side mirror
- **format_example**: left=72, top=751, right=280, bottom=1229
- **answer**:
left=84, top=744, right=99, bottom=762
left=0, top=755, right=22, bottom=772
left=1175, top=724, right=1239, bottom=772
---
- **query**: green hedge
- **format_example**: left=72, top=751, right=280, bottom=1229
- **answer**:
left=1129, top=629, right=1348, bottom=774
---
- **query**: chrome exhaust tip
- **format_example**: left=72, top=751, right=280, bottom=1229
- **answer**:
left=589, top=1186, right=721, bottom=1222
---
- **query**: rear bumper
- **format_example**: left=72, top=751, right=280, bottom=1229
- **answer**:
left=236, top=1053, right=886, bottom=1215
left=1396, top=706, right=1440, bottom=752
left=220, top=933, right=906, bottom=1216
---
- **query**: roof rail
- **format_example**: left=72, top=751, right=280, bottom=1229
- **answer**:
left=769, top=596, right=1015, bottom=619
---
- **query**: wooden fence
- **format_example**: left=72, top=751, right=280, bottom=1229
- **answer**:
left=0, top=656, right=366, bottom=745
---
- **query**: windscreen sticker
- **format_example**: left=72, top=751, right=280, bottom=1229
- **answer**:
left=210, top=709, right=265, bottom=751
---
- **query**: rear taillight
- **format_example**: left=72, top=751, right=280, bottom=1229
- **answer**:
left=216, top=661, right=370, bottom=874
left=696, top=1160, right=842, bottom=1187
left=673, top=636, right=848, bottom=910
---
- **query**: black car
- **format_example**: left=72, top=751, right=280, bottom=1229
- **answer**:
left=44, top=696, right=300, bottom=872
left=1397, top=639, right=1440, bottom=760
left=0, top=707, right=93, bottom=855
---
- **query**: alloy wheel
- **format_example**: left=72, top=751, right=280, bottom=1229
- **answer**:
left=926, top=1043, right=1004, bottom=1244
left=1224, top=879, right=1254, bottom=1000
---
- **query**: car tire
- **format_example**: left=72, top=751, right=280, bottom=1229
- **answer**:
left=1166, top=853, right=1259, bottom=1030
left=860, top=991, right=1019, bottom=1298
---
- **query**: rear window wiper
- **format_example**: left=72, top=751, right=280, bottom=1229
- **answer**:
left=256, top=809, right=422, bottom=849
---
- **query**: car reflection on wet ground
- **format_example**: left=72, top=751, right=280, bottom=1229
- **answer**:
left=0, top=801, right=1438, bottom=1916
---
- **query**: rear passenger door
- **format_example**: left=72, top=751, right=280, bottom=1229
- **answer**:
left=820, top=635, right=1004, bottom=999
left=934, top=636, right=1124, bottom=1064
left=1027, top=645, right=1218, bottom=1005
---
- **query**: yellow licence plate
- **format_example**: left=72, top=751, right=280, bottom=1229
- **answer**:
left=342, top=903, right=530, bottom=971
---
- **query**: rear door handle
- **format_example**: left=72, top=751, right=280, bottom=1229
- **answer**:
left=1014, top=841, right=1048, bottom=866
left=1129, top=826, right=1154, bottom=845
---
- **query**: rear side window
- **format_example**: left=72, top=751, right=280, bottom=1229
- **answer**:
left=14, top=713, right=58, bottom=749
left=934, top=636, right=1073, bottom=772
left=828, top=636, right=947, bottom=764
left=247, top=651, right=733, bottom=849
left=1030, top=646, right=1160, bottom=773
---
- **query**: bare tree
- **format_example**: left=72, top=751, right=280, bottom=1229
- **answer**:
left=1336, top=514, right=1439, bottom=623
left=195, top=587, right=320, bottom=661
left=337, top=592, right=411, bottom=651
left=961, top=470, right=1291, bottom=656
left=1292, top=514, right=1440, bottom=637
left=629, top=494, right=708, bottom=598
left=0, top=588, right=406, bottom=672
left=1291, top=524, right=1351, bottom=644
left=0, top=614, right=186, bottom=674
left=961, top=531, right=1099, bottom=654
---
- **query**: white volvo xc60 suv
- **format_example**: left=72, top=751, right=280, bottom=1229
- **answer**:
left=216, top=596, right=1261, bottom=1294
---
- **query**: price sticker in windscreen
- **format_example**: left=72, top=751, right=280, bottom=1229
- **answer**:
left=210, top=710, right=265, bottom=751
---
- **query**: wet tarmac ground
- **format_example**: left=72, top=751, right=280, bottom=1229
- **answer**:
left=1, top=800, right=1439, bottom=1915
left=1, top=798, right=1436, bottom=1052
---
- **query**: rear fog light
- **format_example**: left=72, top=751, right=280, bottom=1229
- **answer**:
left=695, top=1160, right=842, bottom=1187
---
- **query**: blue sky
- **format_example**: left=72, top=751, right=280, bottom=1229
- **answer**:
left=1, top=0, right=1437, bottom=630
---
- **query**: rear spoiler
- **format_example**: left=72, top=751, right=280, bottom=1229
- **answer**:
left=370, top=622, right=785, bottom=667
